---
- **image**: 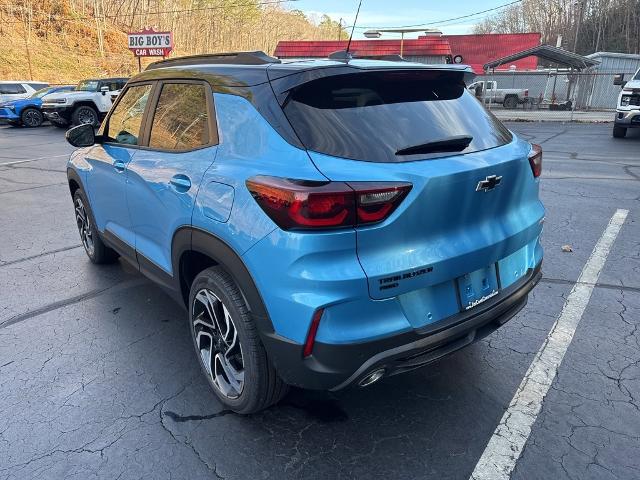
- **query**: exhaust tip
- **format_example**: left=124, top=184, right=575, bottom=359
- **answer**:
left=358, top=368, right=386, bottom=387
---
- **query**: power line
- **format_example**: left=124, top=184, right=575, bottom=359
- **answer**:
left=350, top=0, right=524, bottom=30
left=1, top=0, right=301, bottom=24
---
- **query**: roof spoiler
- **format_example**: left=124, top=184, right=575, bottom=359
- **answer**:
left=146, top=51, right=281, bottom=70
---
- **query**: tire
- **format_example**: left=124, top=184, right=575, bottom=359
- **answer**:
left=613, top=126, right=627, bottom=138
left=72, top=105, right=99, bottom=127
left=20, top=108, right=43, bottom=127
left=503, top=96, right=518, bottom=109
left=72, top=189, right=119, bottom=264
left=189, top=266, right=288, bottom=414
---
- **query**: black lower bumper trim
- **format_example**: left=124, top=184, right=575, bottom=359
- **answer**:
left=262, top=263, right=542, bottom=391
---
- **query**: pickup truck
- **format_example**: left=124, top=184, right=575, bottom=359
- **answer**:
left=467, top=80, right=529, bottom=109
left=41, top=77, right=128, bottom=128
left=613, top=68, right=640, bottom=138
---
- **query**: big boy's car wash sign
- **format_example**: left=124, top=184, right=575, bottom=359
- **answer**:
left=128, top=28, right=173, bottom=57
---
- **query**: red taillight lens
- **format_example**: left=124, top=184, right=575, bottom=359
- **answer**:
left=528, top=144, right=542, bottom=178
left=303, top=308, right=324, bottom=357
left=524, top=89, right=529, bottom=97
left=350, top=182, right=412, bottom=226
left=246, top=176, right=411, bottom=230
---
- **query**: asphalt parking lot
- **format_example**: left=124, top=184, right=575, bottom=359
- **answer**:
left=0, top=122, right=639, bottom=480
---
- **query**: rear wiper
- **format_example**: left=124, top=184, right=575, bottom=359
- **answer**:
left=395, top=135, right=473, bottom=156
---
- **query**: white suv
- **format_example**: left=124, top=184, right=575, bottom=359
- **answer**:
left=0, top=81, right=49, bottom=103
left=41, top=77, right=128, bottom=127
left=613, top=68, right=640, bottom=138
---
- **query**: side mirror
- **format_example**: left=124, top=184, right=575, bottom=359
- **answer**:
left=65, top=123, right=98, bottom=147
left=100, top=86, right=109, bottom=96
left=613, top=74, right=625, bottom=86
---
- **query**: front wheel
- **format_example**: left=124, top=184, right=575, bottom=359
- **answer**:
left=189, top=267, right=288, bottom=414
left=72, top=105, right=99, bottom=127
left=21, top=108, right=44, bottom=127
left=73, top=189, right=119, bottom=264
left=613, top=125, right=627, bottom=138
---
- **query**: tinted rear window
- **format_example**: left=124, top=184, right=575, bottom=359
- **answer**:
left=282, top=70, right=512, bottom=163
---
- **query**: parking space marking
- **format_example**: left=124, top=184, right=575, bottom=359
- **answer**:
left=470, top=208, right=629, bottom=480
left=0, top=154, right=69, bottom=167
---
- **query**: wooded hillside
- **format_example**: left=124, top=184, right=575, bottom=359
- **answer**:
left=473, top=0, right=640, bottom=55
left=0, top=0, right=347, bottom=83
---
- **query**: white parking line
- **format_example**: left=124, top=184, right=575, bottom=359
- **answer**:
left=0, top=154, right=69, bottom=167
left=470, top=208, right=629, bottom=480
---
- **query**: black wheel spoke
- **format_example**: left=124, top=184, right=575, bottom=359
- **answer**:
left=74, top=197, right=94, bottom=256
left=192, top=288, right=244, bottom=399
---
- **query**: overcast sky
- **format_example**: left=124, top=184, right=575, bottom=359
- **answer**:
left=287, top=0, right=510, bottom=37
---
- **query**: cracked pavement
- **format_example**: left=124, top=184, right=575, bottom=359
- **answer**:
left=0, top=123, right=638, bottom=479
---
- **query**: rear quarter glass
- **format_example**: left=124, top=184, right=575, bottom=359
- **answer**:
left=282, top=70, right=512, bottom=163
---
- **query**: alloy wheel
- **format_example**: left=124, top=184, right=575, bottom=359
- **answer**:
left=77, top=108, right=97, bottom=125
left=74, top=197, right=95, bottom=256
left=23, top=110, right=42, bottom=127
left=192, top=288, right=245, bottom=399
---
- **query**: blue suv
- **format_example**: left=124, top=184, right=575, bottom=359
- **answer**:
left=0, top=85, right=74, bottom=127
left=65, top=52, right=544, bottom=413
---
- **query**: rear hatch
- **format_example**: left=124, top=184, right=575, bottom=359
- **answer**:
left=274, top=66, right=544, bottom=307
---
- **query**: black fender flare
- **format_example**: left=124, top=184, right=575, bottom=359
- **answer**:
left=67, top=167, right=86, bottom=198
left=171, top=227, right=275, bottom=338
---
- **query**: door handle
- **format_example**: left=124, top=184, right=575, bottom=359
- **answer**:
left=113, top=160, right=126, bottom=172
left=170, top=174, right=192, bottom=192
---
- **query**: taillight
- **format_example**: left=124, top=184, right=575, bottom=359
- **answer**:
left=528, top=144, right=542, bottom=178
left=524, top=89, right=529, bottom=97
left=246, top=176, right=411, bottom=230
left=303, top=308, right=324, bottom=357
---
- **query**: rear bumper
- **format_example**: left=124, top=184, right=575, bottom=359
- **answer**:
left=264, top=262, right=542, bottom=390
left=615, top=110, right=640, bottom=127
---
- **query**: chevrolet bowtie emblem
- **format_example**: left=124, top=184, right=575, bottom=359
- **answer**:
left=476, top=175, right=502, bottom=192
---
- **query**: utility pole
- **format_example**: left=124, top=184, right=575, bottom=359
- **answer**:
left=338, top=18, right=343, bottom=40
left=572, top=0, right=585, bottom=53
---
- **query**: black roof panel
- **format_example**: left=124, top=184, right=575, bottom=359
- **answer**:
left=131, top=51, right=475, bottom=87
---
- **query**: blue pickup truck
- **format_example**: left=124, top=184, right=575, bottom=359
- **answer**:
left=0, top=85, right=74, bottom=127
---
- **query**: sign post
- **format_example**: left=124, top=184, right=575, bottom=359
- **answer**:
left=128, top=27, right=174, bottom=71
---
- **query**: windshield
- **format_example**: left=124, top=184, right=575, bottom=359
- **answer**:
left=29, top=88, right=51, bottom=99
left=283, top=70, right=513, bottom=163
left=75, top=80, right=99, bottom=92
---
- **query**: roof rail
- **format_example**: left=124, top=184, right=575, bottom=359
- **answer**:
left=146, top=51, right=281, bottom=70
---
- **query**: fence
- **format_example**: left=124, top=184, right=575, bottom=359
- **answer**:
left=474, top=69, right=636, bottom=123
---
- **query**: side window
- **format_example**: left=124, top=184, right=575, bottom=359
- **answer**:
left=104, top=84, right=152, bottom=146
left=486, top=82, right=494, bottom=90
left=28, top=83, right=48, bottom=90
left=148, top=83, right=210, bottom=151
left=0, top=83, right=26, bottom=94
left=100, top=81, right=121, bottom=91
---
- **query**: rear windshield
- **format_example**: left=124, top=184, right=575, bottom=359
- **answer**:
left=282, top=70, right=513, bottom=163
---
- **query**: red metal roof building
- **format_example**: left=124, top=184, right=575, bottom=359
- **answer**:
left=274, top=36, right=452, bottom=64
left=273, top=33, right=542, bottom=73
left=443, top=33, right=541, bottom=73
